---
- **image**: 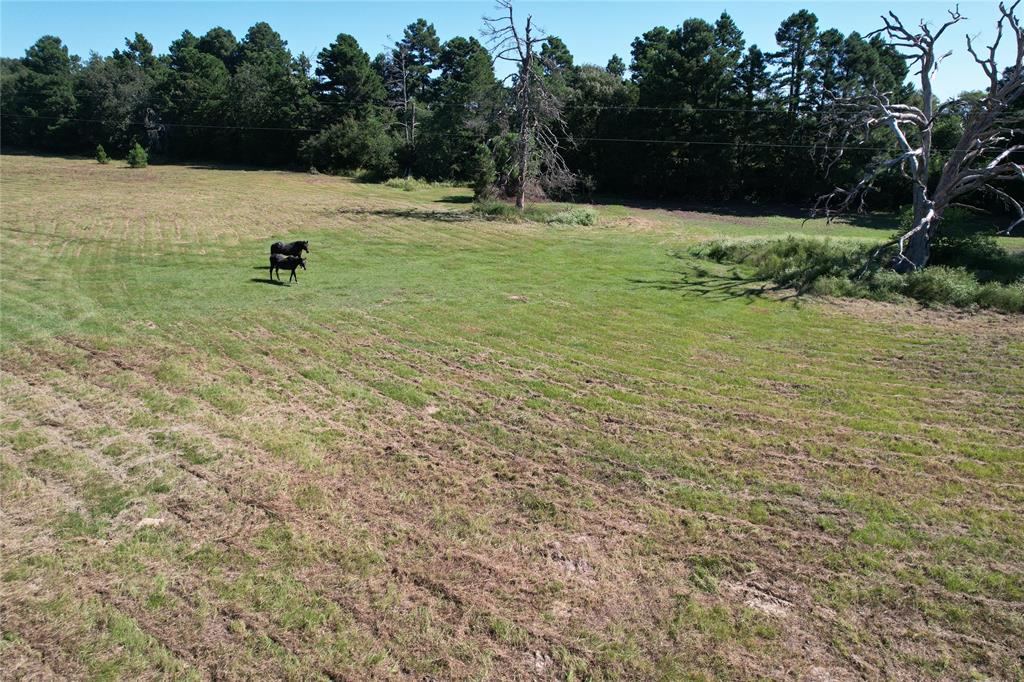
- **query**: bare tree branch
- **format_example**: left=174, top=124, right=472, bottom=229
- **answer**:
left=815, top=2, right=1023, bottom=271
left=481, top=0, right=576, bottom=209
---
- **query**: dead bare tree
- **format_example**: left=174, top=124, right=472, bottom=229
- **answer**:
left=482, top=0, right=575, bottom=210
left=814, top=1, right=1023, bottom=272
left=379, top=44, right=418, bottom=179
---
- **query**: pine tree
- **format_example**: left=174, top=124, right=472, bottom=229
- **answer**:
left=471, top=143, right=497, bottom=200
left=96, top=143, right=109, bottom=163
left=126, top=141, right=148, bottom=167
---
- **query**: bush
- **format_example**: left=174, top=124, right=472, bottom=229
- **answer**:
left=470, top=201, right=599, bottom=226
left=694, top=236, right=1024, bottom=313
left=897, top=205, right=1023, bottom=283
left=96, top=144, right=109, bottom=164
left=298, top=117, right=397, bottom=179
left=905, top=266, right=983, bottom=308
left=472, top=200, right=521, bottom=220
left=382, top=177, right=454, bottom=191
left=693, top=236, right=871, bottom=292
left=974, top=281, right=1024, bottom=313
left=126, top=142, right=148, bottom=168
left=545, top=207, right=598, bottom=226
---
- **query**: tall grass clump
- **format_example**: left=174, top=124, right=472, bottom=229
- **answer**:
left=694, top=235, right=1023, bottom=313
left=471, top=201, right=598, bottom=225
left=545, top=207, right=598, bottom=226
left=383, top=176, right=455, bottom=191
left=471, top=200, right=522, bottom=220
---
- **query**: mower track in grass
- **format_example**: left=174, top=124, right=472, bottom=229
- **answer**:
left=2, top=154, right=1022, bottom=679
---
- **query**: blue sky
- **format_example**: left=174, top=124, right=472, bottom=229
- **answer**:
left=0, top=1, right=1012, bottom=100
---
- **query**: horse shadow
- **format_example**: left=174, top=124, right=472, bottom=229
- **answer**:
left=250, top=277, right=289, bottom=286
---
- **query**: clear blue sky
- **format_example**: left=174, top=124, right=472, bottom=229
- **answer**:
left=0, top=1, right=1012, bottom=100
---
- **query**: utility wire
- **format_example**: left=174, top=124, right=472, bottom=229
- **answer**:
left=2, top=113, right=319, bottom=133
left=4, top=112, right=958, bottom=153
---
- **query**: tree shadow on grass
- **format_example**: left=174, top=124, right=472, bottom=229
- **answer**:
left=628, top=263, right=786, bottom=303
left=437, top=195, right=474, bottom=204
left=324, top=207, right=473, bottom=223
left=587, top=194, right=906, bottom=231
left=249, top=277, right=289, bottom=286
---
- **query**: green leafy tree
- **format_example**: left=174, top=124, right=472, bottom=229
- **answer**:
left=606, top=54, right=626, bottom=78
left=77, top=33, right=165, bottom=153
left=470, top=142, right=497, bottom=199
left=298, top=114, right=397, bottom=177
left=315, top=33, right=385, bottom=121
left=1, top=36, right=80, bottom=149
left=396, top=19, right=441, bottom=100
left=227, top=22, right=317, bottom=164
left=96, top=143, right=109, bottom=163
left=418, top=36, right=499, bottom=179
left=156, top=30, right=232, bottom=158
left=773, top=10, right=819, bottom=114
left=197, top=27, right=239, bottom=70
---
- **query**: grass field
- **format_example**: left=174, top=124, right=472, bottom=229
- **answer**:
left=1, top=153, right=1022, bottom=680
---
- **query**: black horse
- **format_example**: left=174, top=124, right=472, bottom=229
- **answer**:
left=269, top=254, right=306, bottom=283
left=271, top=240, right=308, bottom=257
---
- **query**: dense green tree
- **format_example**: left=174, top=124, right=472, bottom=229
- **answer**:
left=736, top=45, right=774, bottom=106
left=227, top=22, right=317, bottom=164
left=299, top=114, right=397, bottom=177
left=126, top=140, right=148, bottom=167
left=417, top=36, right=499, bottom=179
left=156, top=31, right=232, bottom=157
left=197, top=27, right=239, bottom=70
left=77, top=33, right=166, bottom=154
left=710, top=12, right=745, bottom=107
left=811, top=28, right=844, bottom=106
left=0, top=11, right=925, bottom=210
left=773, top=10, right=819, bottom=114
left=605, top=54, right=626, bottom=78
left=540, top=36, right=574, bottom=75
left=399, top=18, right=441, bottom=97
left=315, top=33, right=384, bottom=121
left=1, top=36, right=80, bottom=149
left=470, top=142, right=497, bottom=199
left=562, top=64, right=637, bottom=194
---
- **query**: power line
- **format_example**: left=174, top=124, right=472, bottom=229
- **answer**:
left=4, top=112, right=957, bottom=153
left=569, top=136, right=920, bottom=152
left=307, top=99, right=810, bottom=115
left=2, top=113, right=318, bottom=133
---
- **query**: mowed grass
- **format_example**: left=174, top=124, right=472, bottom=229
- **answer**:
left=1, top=154, right=1022, bottom=680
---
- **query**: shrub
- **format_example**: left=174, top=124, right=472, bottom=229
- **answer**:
left=96, top=144, right=109, bottom=164
left=693, top=236, right=1023, bottom=313
left=298, top=116, right=397, bottom=179
left=898, top=205, right=1022, bottom=283
left=472, top=200, right=521, bottom=220
left=126, top=142, right=148, bottom=168
left=545, top=207, right=598, bottom=226
left=470, top=201, right=599, bottom=226
left=382, top=177, right=455, bottom=191
left=974, top=281, right=1024, bottom=313
left=905, top=266, right=982, bottom=308
left=693, top=236, right=871, bottom=292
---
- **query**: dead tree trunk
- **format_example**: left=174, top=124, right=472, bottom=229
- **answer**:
left=814, top=2, right=1023, bottom=272
left=483, top=0, right=575, bottom=211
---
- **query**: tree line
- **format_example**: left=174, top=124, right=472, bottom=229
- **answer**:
left=0, top=9, right=978, bottom=206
